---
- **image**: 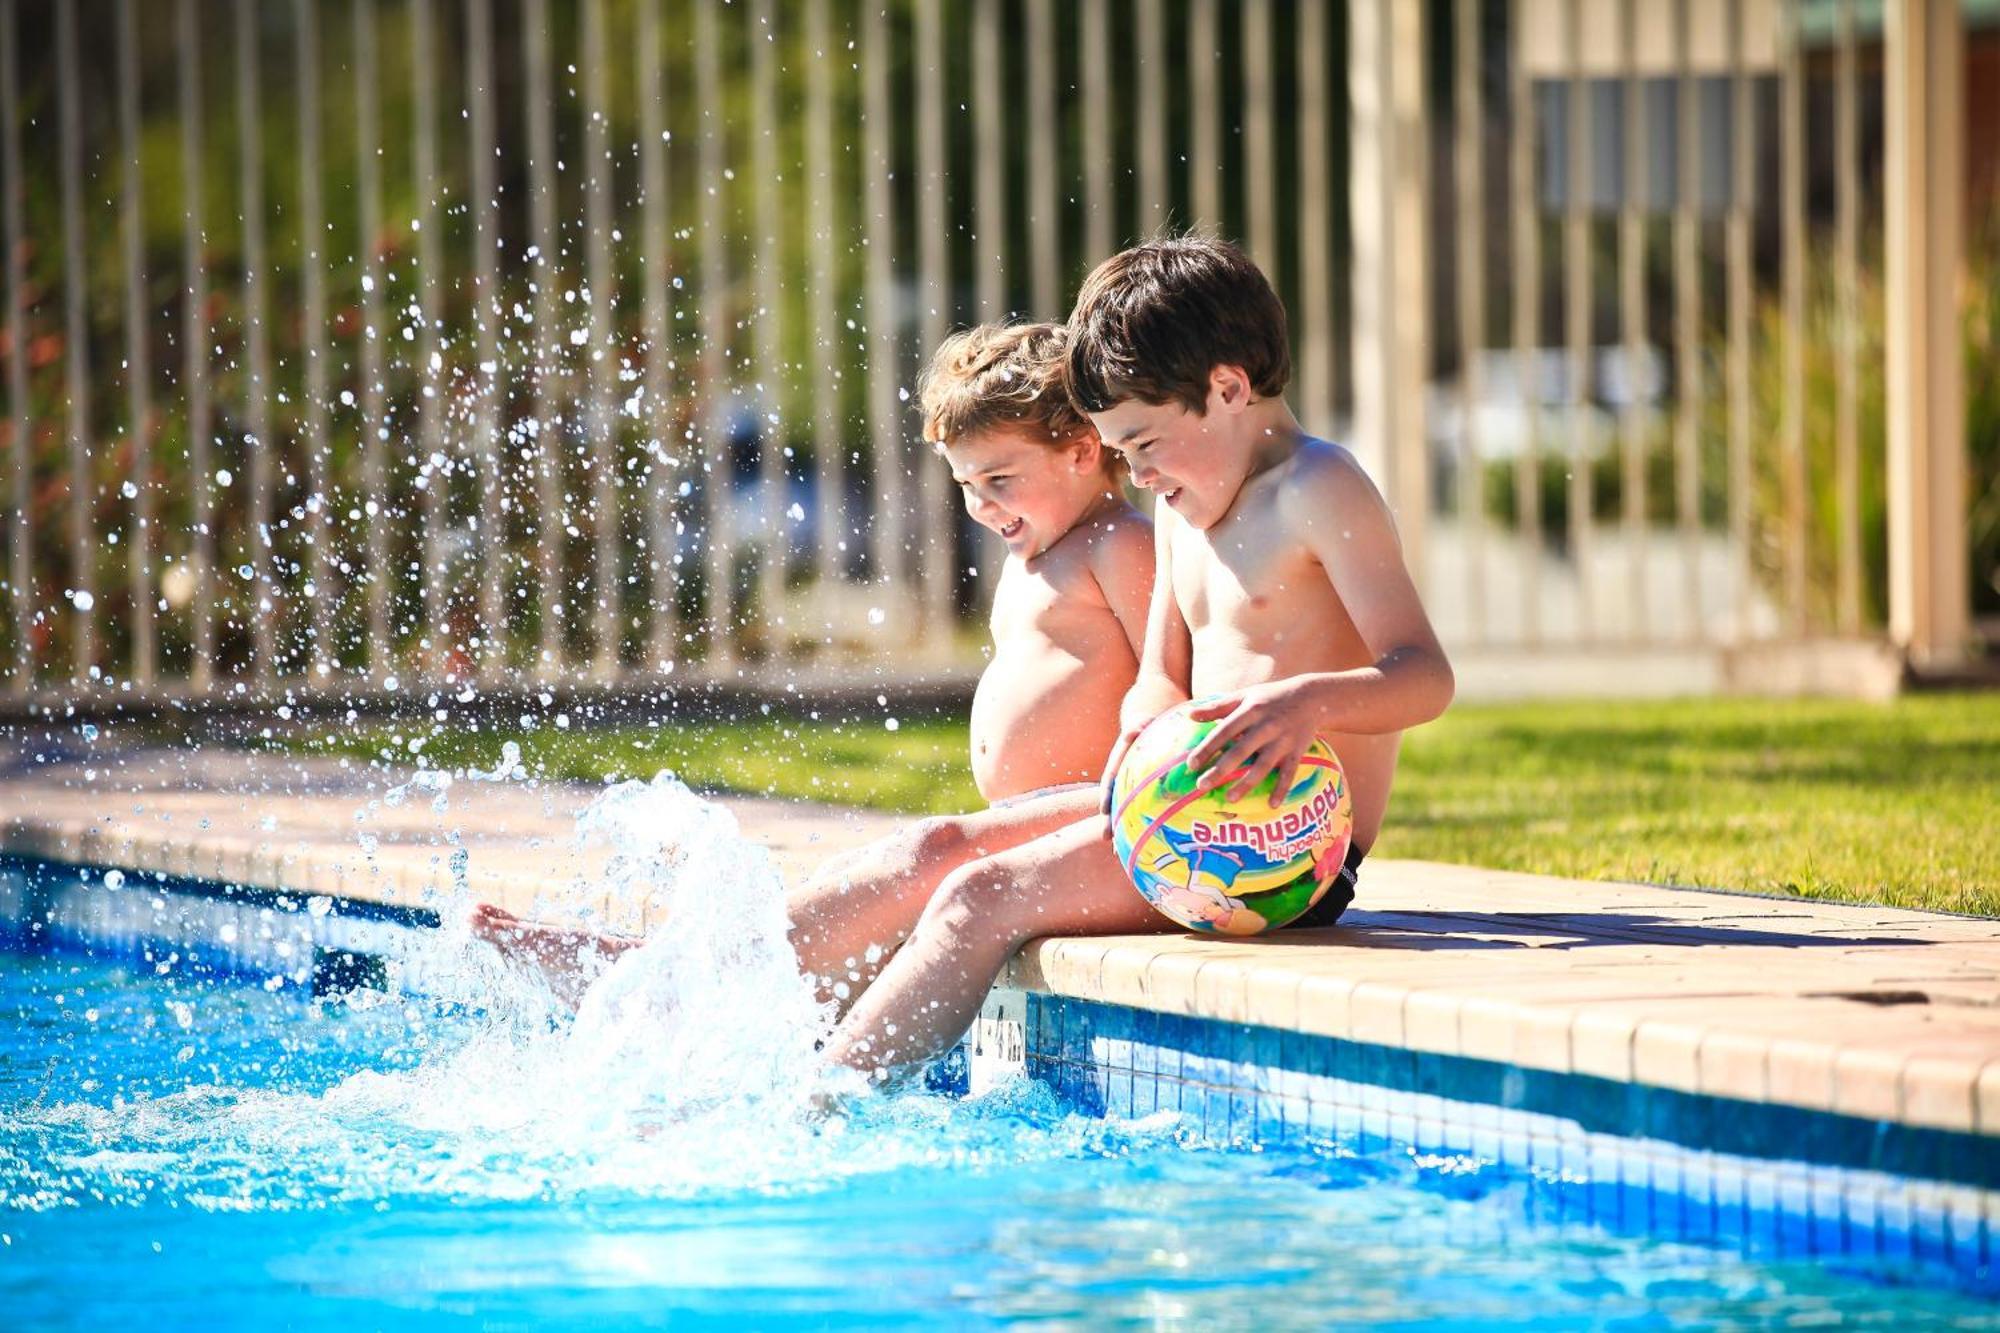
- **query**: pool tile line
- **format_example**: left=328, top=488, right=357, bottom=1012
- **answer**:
left=983, top=991, right=1999, bottom=1295
left=1003, top=933, right=2000, bottom=1136
left=1013, top=995, right=2000, bottom=1193
left=1, top=855, right=458, bottom=996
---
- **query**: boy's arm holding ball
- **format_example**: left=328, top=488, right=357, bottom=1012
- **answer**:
left=1185, top=446, right=1454, bottom=806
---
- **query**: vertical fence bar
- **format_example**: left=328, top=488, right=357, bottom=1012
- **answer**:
left=236, top=0, right=276, bottom=681
left=973, top=1, right=1005, bottom=320
left=581, top=0, right=621, bottom=678
left=178, top=0, right=213, bottom=690
left=466, top=0, right=505, bottom=678
left=1834, top=0, right=1861, bottom=633
left=296, top=0, right=332, bottom=676
left=1, top=0, right=26, bottom=691
left=1884, top=0, right=1968, bottom=666
left=1136, top=0, right=1167, bottom=233
left=119, top=0, right=154, bottom=687
left=1026, top=0, right=1059, bottom=316
left=1779, top=0, right=1807, bottom=633
left=410, top=0, right=447, bottom=674
left=693, top=0, right=732, bottom=660
left=1349, top=0, right=1430, bottom=579
left=639, top=0, right=679, bottom=666
left=1081, top=0, right=1112, bottom=263
left=354, top=0, right=388, bottom=675
left=1190, top=0, right=1221, bottom=231
left=1298, top=0, right=1336, bottom=436
left=1242, top=0, right=1277, bottom=278
left=1453, top=0, right=1486, bottom=643
left=860, top=0, right=908, bottom=617
left=915, top=0, right=954, bottom=637
left=750, top=0, right=787, bottom=635
left=1509, top=0, right=1542, bottom=645
left=58, top=0, right=94, bottom=680
left=1725, top=0, right=1754, bottom=643
left=1673, top=0, right=1703, bottom=641
left=800, top=0, right=839, bottom=588
left=1618, top=0, right=1648, bottom=641
left=523, top=0, right=564, bottom=676
left=1563, top=0, right=1595, bottom=641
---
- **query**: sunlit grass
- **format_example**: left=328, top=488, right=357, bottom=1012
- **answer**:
left=292, top=692, right=2000, bottom=918
left=1380, top=692, right=2000, bottom=918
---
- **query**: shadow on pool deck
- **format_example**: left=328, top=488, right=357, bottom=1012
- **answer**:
left=1293, top=912, right=1929, bottom=951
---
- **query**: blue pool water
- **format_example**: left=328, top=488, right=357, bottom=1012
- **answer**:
left=4, top=948, right=1997, bottom=1330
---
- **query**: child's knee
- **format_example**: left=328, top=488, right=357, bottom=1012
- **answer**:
left=919, top=855, right=1026, bottom=944
left=903, top=813, right=973, bottom=873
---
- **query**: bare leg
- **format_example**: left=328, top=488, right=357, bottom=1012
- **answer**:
left=821, top=815, right=1171, bottom=1080
left=472, top=786, right=1100, bottom=1014
left=787, top=786, right=1100, bottom=1016
left=469, top=903, right=644, bottom=1009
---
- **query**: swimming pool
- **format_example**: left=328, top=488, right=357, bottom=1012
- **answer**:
left=3, top=849, right=1995, bottom=1330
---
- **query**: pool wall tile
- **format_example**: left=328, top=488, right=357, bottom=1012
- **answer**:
left=1009, top=989, right=2000, bottom=1295
left=1699, top=1029, right=1771, bottom=1104
left=1403, top=989, right=1461, bottom=1057
left=1633, top=1020, right=1704, bottom=1094
left=1903, top=1054, right=1979, bottom=1133
left=1834, top=1048, right=1906, bottom=1122
left=1570, top=1009, right=1635, bottom=1081
left=1191, top=960, right=1247, bottom=1023
left=1348, top=981, right=1407, bottom=1047
left=1514, top=1008, right=1574, bottom=1076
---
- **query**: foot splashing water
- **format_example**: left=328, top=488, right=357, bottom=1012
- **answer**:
left=317, top=771, right=859, bottom=1194
left=1, top=768, right=1174, bottom=1221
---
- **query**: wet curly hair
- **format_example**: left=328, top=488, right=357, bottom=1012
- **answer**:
left=918, top=322, right=1096, bottom=450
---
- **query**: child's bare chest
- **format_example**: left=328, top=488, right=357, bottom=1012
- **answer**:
left=988, top=558, right=1108, bottom=644
left=1169, top=512, right=1359, bottom=659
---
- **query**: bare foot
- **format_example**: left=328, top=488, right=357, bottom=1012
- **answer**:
left=469, top=902, right=646, bottom=1009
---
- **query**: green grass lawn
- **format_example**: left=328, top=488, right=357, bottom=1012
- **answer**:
left=293, top=692, right=2000, bottom=918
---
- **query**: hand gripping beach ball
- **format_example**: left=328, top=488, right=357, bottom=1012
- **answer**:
left=1109, top=700, right=1353, bottom=935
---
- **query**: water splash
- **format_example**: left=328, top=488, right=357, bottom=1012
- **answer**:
left=8, top=771, right=1097, bottom=1211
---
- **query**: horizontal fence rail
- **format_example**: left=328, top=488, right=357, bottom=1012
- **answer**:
left=0, top=0, right=1939, bottom=704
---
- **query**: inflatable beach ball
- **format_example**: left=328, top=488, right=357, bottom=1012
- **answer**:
left=1109, top=700, right=1353, bottom=935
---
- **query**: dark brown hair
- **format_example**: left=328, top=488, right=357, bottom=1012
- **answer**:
left=918, top=322, right=1095, bottom=449
left=1065, top=233, right=1290, bottom=414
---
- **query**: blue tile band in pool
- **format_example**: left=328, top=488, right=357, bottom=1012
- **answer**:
left=0, top=855, right=452, bottom=996
left=1006, top=992, right=1996, bottom=1298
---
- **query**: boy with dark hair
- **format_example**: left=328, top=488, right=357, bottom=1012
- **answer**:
left=819, top=234, right=1453, bottom=1080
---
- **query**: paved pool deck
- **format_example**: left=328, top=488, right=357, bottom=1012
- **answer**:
left=3, top=746, right=1997, bottom=1139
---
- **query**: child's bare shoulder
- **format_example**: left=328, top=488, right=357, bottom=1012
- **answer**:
left=1271, top=437, right=1396, bottom=536
left=1274, top=436, right=1376, bottom=506
left=1044, top=500, right=1149, bottom=566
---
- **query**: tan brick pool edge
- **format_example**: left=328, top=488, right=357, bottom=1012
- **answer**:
left=3, top=751, right=1997, bottom=1139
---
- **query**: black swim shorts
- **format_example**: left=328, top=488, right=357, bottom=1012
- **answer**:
left=1282, top=841, right=1365, bottom=929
